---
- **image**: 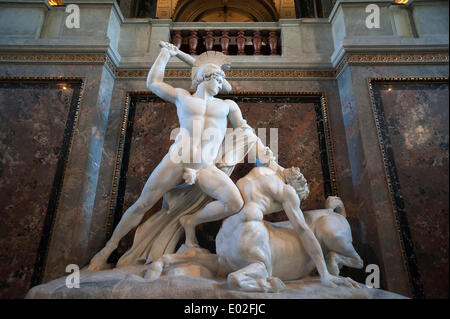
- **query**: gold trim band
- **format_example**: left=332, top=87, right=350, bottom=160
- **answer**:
left=2, top=52, right=447, bottom=79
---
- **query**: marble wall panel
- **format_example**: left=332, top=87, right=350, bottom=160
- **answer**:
left=341, top=63, right=449, bottom=298
left=336, top=66, right=386, bottom=286
left=0, top=79, right=82, bottom=298
left=0, top=63, right=117, bottom=285
left=371, top=80, right=449, bottom=299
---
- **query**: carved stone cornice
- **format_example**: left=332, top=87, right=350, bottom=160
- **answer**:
left=1, top=52, right=448, bottom=79
left=336, top=52, right=449, bottom=77
left=0, top=53, right=107, bottom=64
left=115, top=69, right=336, bottom=79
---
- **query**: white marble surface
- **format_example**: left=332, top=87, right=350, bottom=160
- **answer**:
left=26, top=265, right=407, bottom=299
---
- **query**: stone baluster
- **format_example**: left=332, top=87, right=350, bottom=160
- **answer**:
left=236, top=30, right=246, bottom=55
left=204, top=30, right=215, bottom=51
left=268, top=31, right=278, bottom=55
left=172, top=30, right=183, bottom=49
left=188, top=30, right=198, bottom=55
left=252, top=30, right=262, bottom=55
left=220, top=30, right=230, bottom=55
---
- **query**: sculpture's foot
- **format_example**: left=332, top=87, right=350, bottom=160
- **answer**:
left=321, top=273, right=360, bottom=289
left=184, top=242, right=201, bottom=249
left=87, top=248, right=113, bottom=271
left=228, top=273, right=287, bottom=293
left=227, top=262, right=287, bottom=293
left=179, top=215, right=200, bottom=248
left=176, top=243, right=210, bottom=255
left=144, top=260, right=164, bottom=280
left=263, top=277, right=287, bottom=293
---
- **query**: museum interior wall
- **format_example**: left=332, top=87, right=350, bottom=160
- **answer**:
left=0, top=0, right=448, bottom=298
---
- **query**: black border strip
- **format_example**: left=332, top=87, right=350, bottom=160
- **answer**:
left=112, top=95, right=163, bottom=228
left=14, top=79, right=85, bottom=288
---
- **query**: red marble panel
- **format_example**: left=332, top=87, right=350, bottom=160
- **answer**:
left=115, top=95, right=332, bottom=254
left=231, top=100, right=328, bottom=215
left=0, top=80, right=81, bottom=298
left=372, top=81, right=449, bottom=298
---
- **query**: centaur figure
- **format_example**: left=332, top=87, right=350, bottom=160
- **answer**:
left=147, top=166, right=363, bottom=292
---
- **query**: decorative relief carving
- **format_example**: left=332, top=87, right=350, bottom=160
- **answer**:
left=336, top=53, right=449, bottom=77
left=114, top=69, right=336, bottom=79
left=1, top=52, right=447, bottom=80
left=0, top=53, right=106, bottom=63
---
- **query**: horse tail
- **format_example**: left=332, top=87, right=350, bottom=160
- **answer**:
left=324, top=196, right=346, bottom=218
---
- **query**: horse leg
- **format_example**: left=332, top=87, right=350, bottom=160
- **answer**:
left=144, top=250, right=220, bottom=279
left=317, top=217, right=363, bottom=274
left=326, top=251, right=343, bottom=275
left=227, top=261, right=286, bottom=293
left=328, top=251, right=363, bottom=271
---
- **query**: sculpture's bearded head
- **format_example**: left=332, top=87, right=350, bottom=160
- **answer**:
left=282, top=167, right=310, bottom=201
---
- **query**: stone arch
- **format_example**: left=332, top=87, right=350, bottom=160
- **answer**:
left=172, top=0, right=279, bottom=22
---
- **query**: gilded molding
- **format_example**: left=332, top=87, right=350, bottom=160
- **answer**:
left=2, top=52, right=447, bottom=80
left=115, top=69, right=336, bottom=79
left=0, top=53, right=107, bottom=63
left=320, top=93, right=339, bottom=197
left=105, top=92, right=131, bottom=240
left=336, top=52, right=449, bottom=77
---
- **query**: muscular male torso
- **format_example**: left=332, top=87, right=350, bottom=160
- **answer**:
left=236, top=167, right=287, bottom=220
left=170, top=88, right=232, bottom=170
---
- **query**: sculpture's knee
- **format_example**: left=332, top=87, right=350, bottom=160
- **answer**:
left=241, top=204, right=264, bottom=222
left=136, top=189, right=159, bottom=211
left=227, top=196, right=244, bottom=214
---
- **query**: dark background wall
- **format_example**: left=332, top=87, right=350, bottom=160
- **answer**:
left=370, top=79, right=449, bottom=299
left=0, top=79, right=83, bottom=298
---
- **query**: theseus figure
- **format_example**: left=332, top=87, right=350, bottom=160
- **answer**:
left=88, top=42, right=259, bottom=270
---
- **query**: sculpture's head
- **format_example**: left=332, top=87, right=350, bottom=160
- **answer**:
left=282, top=167, right=310, bottom=201
left=192, top=63, right=230, bottom=95
left=191, top=51, right=232, bottom=94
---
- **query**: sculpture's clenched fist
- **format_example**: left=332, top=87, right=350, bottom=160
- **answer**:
left=159, top=41, right=179, bottom=56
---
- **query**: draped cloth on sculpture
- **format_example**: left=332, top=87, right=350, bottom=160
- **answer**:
left=116, top=127, right=258, bottom=267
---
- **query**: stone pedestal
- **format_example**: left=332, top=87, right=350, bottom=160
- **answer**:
left=26, top=265, right=408, bottom=299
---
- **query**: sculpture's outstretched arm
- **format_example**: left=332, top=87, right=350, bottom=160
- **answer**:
left=147, top=42, right=185, bottom=104
left=280, top=186, right=329, bottom=278
left=279, top=185, right=359, bottom=288
left=254, top=138, right=284, bottom=174
left=226, top=99, right=252, bottom=130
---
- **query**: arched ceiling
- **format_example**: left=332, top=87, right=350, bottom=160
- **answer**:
left=172, top=0, right=279, bottom=22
